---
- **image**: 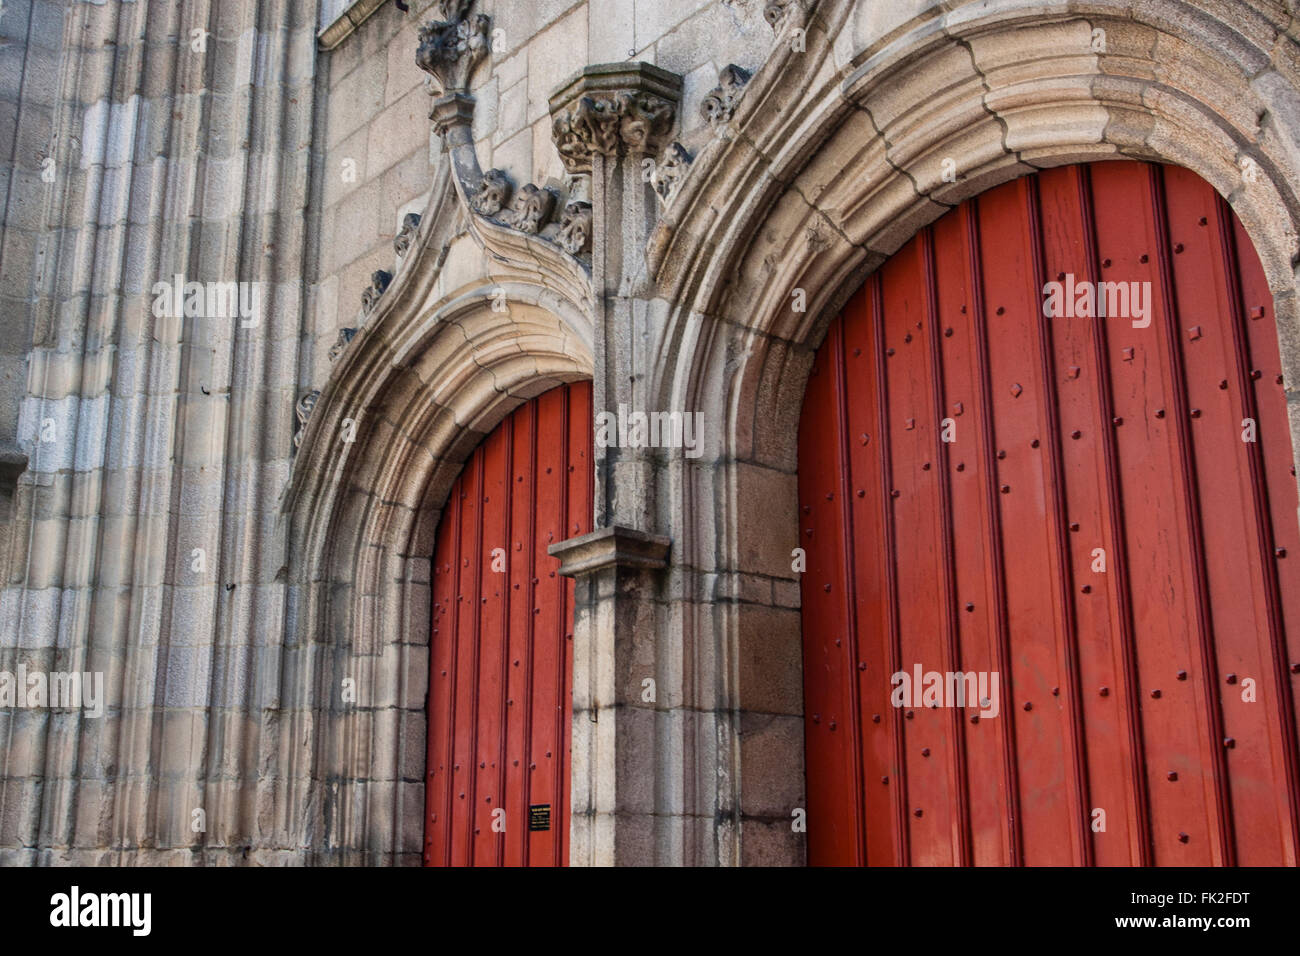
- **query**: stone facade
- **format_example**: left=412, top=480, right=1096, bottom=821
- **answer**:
left=2, top=0, right=1300, bottom=865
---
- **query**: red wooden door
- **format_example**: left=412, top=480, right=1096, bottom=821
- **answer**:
left=798, top=162, right=1300, bottom=866
left=424, top=381, right=592, bottom=866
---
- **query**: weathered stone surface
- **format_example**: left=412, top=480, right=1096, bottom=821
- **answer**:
left=5, top=0, right=1300, bottom=871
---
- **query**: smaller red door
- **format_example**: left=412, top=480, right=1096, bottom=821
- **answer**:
left=424, top=381, right=592, bottom=866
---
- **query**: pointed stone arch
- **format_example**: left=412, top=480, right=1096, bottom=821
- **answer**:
left=278, top=162, right=594, bottom=862
left=642, top=0, right=1300, bottom=864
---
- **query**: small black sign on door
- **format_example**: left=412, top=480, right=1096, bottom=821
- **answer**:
left=528, top=804, right=551, bottom=832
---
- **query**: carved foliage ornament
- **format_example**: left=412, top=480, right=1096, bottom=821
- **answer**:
left=394, top=213, right=421, bottom=257
left=552, top=91, right=675, bottom=174
left=470, top=168, right=513, bottom=217
left=651, top=142, right=692, bottom=203
left=558, top=201, right=593, bottom=255
left=504, top=183, right=558, bottom=235
left=700, top=65, right=752, bottom=128
left=361, top=270, right=392, bottom=315
left=294, top=390, right=320, bottom=449
left=415, top=0, right=489, bottom=98
left=328, top=327, right=357, bottom=362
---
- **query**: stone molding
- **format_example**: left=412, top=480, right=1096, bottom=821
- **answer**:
left=548, top=526, right=672, bottom=577
left=287, top=0, right=1300, bottom=867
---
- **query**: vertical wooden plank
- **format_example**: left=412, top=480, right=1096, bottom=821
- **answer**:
left=503, top=402, right=534, bottom=866
left=840, top=283, right=902, bottom=867
left=1037, top=165, right=1144, bottom=864
left=1232, top=214, right=1300, bottom=865
left=473, top=426, right=509, bottom=865
left=799, top=319, right=859, bottom=864
left=975, top=179, right=1079, bottom=864
left=966, top=199, right=1024, bottom=866
left=879, top=236, right=955, bottom=865
left=424, top=382, right=590, bottom=867
left=930, top=207, right=1010, bottom=866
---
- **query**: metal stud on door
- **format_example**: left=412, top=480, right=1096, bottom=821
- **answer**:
left=798, top=162, right=1300, bottom=866
left=425, top=381, right=592, bottom=867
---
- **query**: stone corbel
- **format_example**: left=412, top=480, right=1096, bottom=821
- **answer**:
left=548, top=526, right=671, bottom=577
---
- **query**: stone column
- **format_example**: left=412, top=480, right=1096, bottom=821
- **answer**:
left=547, top=64, right=685, bottom=864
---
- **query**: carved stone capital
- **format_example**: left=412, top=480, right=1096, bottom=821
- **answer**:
left=700, top=64, right=752, bottom=128
left=558, top=201, right=593, bottom=255
left=394, top=213, right=421, bottom=257
left=549, top=62, right=682, bottom=175
left=415, top=1, right=489, bottom=99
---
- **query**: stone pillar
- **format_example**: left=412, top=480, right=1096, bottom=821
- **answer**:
left=548, top=527, right=670, bottom=865
left=547, top=64, right=685, bottom=864
left=550, top=63, right=680, bottom=530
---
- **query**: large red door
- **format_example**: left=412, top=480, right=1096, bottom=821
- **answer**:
left=798, top=162, right=1300, bottom=865
left=424, top=381, right=592, bottom=866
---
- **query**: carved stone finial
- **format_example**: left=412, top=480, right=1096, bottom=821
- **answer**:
left=700, top=65, right=752, bottom=128
left=394, top=213, right=421, bottom=257
left=503, top=184, right=558, bottom=235
left=548, top=63, right=683, bottom=175
left=651, top=142, right=692, bottom=203
left=294, top=390, right=320, bottom=449
left=415, top=0, right=489, bottom=100
left=470, top=168, right=513, bottom=217
left=558, top=201, right=593, bottom=255
left=361, top=270, right=392, bottom=314
left=328, top=327, right=358, bottom=362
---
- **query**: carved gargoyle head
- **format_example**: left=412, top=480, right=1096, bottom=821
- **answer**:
left=394, top=213, right=422, bottom=257
left=361, top=270, right=392, bottom=315
left=503, top=184, right=558, bottom=236
left=470, top=169, right=513, bottom=217
left=558, top=201, right=593, bottom=256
